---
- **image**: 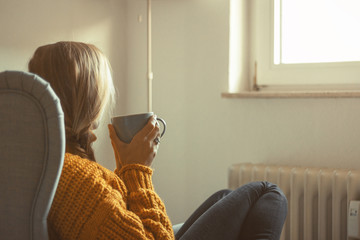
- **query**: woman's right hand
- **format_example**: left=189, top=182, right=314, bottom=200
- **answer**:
left=108, top=116, right=161, bottom=168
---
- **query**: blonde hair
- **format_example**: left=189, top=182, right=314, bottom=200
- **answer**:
left=28, top=41, right=115, bottom=161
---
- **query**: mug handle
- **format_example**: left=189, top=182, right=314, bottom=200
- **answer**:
left=156, top=117, right=166, bottom=137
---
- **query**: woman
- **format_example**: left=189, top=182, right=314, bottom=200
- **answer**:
left=29, top=41, right=287, bottom=240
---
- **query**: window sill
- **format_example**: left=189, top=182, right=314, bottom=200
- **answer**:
left=222, top=91, right=360, bottom=99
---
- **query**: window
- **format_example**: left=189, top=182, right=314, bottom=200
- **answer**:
left=275, top=0, right=360, bottom=64
left=228, top=0, right=360, bottom=93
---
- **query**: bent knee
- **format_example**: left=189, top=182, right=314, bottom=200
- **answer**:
left=236, top=181, right=288, bottom=205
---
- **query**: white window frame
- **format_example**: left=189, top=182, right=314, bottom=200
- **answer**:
left=229, top=0, right=360, bottom=93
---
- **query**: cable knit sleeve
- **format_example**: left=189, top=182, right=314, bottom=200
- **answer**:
left=47, top=153, right=174, bottom=240
left=95, top=165, right=174, bottom=240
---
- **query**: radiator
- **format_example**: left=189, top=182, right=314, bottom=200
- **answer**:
left=228, top=163, right=360, bottom=240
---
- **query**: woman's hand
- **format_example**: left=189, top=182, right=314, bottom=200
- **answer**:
left=108, top=116, right=161, bottom=168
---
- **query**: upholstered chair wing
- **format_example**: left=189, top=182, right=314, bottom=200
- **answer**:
left=0, top=71, right=65, bottom=240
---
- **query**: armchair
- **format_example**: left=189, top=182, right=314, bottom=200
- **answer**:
left=0, top=71, right=65, bottom=240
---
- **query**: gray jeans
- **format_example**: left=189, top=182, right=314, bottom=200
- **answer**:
left=174, top=182, right=287, bottom=240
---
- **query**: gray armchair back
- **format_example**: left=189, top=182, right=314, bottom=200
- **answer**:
left=0, top=71, right=65, bottom=240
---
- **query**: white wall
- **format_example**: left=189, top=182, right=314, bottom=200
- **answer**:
left=3, top=0, right=360, bottom=227
left=124, top=0, right=360, bottom=224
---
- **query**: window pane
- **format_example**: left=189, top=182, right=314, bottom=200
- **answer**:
left=278, top=0, right=360, bottom=64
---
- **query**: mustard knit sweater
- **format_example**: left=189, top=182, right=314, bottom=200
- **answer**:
left=47, top=153, right=175, bottom=240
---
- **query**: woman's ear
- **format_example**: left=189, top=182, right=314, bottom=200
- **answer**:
left=91, top=121, right=99, bottom=130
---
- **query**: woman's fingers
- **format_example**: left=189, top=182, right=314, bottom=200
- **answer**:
left=134, top=116, right=157, bottom=140
left=108, top=124, right=125, bottom=168
left=108, top=124, right=127, bottom=150
left=108, top=124, right=118, bottom=142
left=147, top=123, right=161, bottom=144
left=138, top=116, right=161, bottom=147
